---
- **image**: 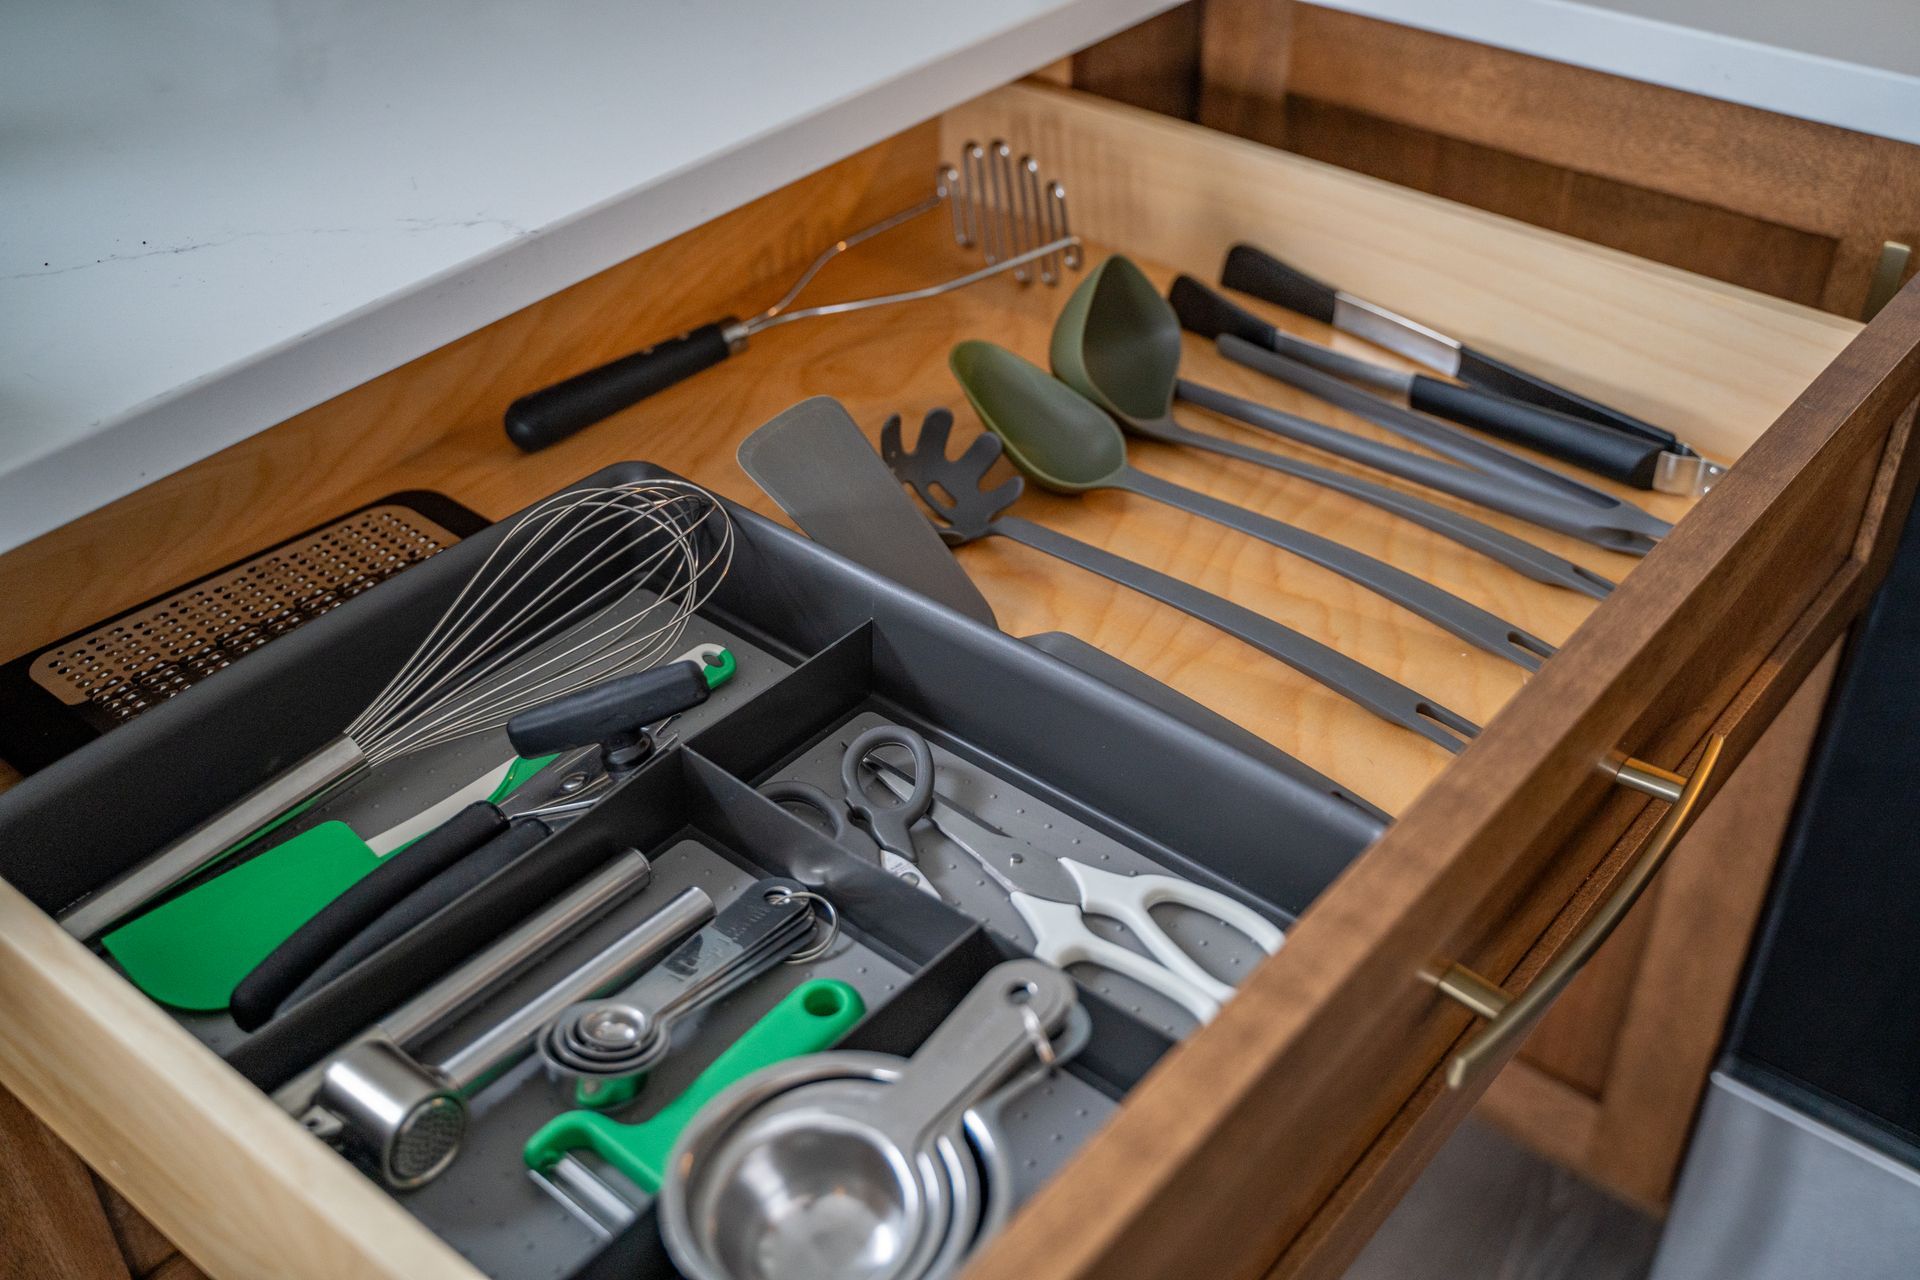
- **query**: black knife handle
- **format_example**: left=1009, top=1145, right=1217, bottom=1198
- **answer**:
left=1221, top=245, right=1338, bottom=324
left=229, top=802, right=510, bottom=1030
left=505, top=320, right=739, bottom=452
left=1408, top=377, right=1665, bottom=489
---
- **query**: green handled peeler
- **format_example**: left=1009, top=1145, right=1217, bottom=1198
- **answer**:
left=524, top=977, right=864, bottom=1195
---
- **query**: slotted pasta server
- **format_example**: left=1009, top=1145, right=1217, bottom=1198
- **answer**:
left=880, top=409, right=1478, bottom=753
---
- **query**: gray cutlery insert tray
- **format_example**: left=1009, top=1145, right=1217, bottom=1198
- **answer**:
left=0, top=462, right=1381, bottom=1279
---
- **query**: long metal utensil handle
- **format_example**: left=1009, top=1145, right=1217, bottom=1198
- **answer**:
left=60, top=736, right=369, bottom=942
left=272, top=849, right=654, bottom=1115
left=1118, top=467, right=1554, bottom=670
left=1144, top=409, right=1614, bottom=598
left=993, top=515, right=1477, bottom=752
left=434, top=886, right=716, bottom=1096
left=1181, top=368, right=1667, bottom=555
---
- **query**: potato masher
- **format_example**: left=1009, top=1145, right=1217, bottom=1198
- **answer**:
left=504, top=141, right=1082, bottom=451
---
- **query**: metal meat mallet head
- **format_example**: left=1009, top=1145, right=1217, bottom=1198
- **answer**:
left=505, top=140, right=1083, bottom=451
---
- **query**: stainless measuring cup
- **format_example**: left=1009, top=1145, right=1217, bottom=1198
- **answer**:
left=659, top=959, right=1078, bottom=1280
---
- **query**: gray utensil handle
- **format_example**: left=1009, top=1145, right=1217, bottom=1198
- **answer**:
left=996, top=516, right=1476, bottom=752
left=1119, top=468, right=1553, bottom=671
left=1147, top=412, right=1613, bottom=600
left=1179, top=375, right=1666, bottom=556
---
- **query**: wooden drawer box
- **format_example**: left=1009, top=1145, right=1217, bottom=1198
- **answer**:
left=3, top=82, right=1918, bottom=1280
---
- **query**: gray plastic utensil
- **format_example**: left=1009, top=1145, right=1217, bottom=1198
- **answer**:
left=1042, top=269, right=1613, bottom=598
left=881, top=409, right=1478, bottom=752
left=736, top=400, right=1392, bottom=816
left=1046, top=254, right=1666, bottom=557
left=1209, top=336, right=1674, bottom=554
left=951, top=340, right=1553, bottom=671
left=738, top=396, right=998, bottom=627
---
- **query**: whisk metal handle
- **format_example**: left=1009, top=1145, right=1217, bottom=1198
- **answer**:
left=60, top=736, right=369, bottom=942
left=505, top=320, right=744, bottom=453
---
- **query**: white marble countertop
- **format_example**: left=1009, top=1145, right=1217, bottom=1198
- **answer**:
left=0, top=0, right=1173, bottom=553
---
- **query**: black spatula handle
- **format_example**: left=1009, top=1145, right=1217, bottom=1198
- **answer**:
left=284, top=818, right=552, bottom=1011
left=1221, top=245, right=1338, bottom=324
left=230, top=802, right=511, bottom=1030
left=505, top=320, right=739, bottom=452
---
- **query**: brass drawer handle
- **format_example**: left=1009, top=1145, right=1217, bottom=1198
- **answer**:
left=1434, top=734, right=1727, bottom=1088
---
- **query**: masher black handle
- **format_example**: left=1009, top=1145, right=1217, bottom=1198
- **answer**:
left=505, top=320, right=738, bottom=452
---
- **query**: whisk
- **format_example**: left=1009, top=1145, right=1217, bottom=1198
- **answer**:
left=504, top=139, right=1083, bottom=453
left=60, top=479, right=734, bottom=942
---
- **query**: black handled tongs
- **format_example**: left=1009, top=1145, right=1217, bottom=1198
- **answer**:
left=1214, top=244, right=1725, bottom=497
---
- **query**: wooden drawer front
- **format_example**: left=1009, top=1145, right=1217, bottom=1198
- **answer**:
left=3, top=82, right=1918, bottom=1280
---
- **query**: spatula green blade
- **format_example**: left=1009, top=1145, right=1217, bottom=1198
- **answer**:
left=102, top=821, right=383, bottom=1010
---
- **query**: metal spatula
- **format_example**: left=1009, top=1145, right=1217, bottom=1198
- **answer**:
left=737, top=397, right=998, bottom=627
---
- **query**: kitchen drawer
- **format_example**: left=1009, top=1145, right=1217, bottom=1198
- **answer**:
left=3, top=81, right=1920, bottom=1280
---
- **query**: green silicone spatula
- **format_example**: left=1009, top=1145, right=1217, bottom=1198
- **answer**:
left=102, top=753, right=553, bottom=1011
left=105, top=646, right=737, bottom=1011
left=524, top=978, right=866, bottom=1195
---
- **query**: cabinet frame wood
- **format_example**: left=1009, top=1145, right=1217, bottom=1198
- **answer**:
left=0, top=84, right=1915, bottom=1280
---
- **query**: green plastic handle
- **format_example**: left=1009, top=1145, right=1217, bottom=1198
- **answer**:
left=699, top=646, right=737, bottom=690
left=523, top=977, right=864, bottom=1194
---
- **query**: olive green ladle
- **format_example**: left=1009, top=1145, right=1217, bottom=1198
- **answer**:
left=948, top=339, right=1552, bottom=672
left=1049, top=255, right=1632, bottom=584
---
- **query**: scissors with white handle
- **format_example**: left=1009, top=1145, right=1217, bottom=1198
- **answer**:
left=871, top=765, right=1284, bottom=1023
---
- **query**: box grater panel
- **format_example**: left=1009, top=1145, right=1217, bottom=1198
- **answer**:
left=30, top=504, right=460, bottom=718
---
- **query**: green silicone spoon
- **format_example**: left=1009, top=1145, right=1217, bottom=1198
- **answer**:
left=949, top=338, right=1554, bottom=670
left=524, top=977, right=865, bottom=1194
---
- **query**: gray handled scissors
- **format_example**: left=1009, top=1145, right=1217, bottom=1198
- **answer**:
left=759, top=724, right=942, bottom=898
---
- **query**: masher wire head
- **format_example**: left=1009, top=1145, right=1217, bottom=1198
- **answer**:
left=740, top=139, right=1080, bottom=340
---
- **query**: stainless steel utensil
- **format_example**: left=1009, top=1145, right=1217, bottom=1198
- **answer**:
left=659, top=959, right=1078, bottom=1280
left=951, top=339, right=1555, bottom=670
left=505, top=142, right=1082, bottom=451
left=270, top=849, right=661, bottom=1118
left=293, top=884, right=713, bottom=1188
left=539, top=878, right=828, bottom=1107
left=61, top=480, right=735, bottom=941
left=880, top=409, right=1478, bottom=752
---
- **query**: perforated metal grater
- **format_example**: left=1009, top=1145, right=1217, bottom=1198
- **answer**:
left=0, top=492, right=486, bottom=773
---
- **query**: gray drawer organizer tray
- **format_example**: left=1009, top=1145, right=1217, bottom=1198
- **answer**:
left=0, top=462, right=1383, bottom=1279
